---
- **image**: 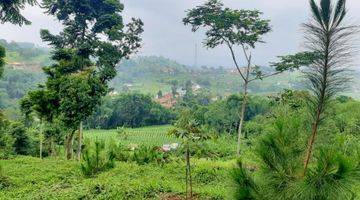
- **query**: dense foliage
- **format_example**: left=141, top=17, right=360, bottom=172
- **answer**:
left=81, top=140, right=116, bottom=177
left=232, top=103, right=360, bottom=200
left=192, top=94, right=271, bottom=136
left=0, top=0, right=37, bottom=26
left=86, top=93, right=176, bottom=129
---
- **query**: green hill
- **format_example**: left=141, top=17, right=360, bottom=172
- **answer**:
left=0, top=40, right=359, bottom=119
left=0, top=40, right=51, bottom=71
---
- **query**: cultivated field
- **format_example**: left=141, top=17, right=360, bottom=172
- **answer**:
left=85, top=125, right=179, bottom=147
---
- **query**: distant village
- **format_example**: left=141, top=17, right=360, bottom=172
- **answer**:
left=154, top=83, right=202, bottom=108
left=109, top=81, right=204, bottom=108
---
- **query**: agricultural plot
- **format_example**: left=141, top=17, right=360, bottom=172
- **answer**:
left=85, top=125, right=180, bottom=147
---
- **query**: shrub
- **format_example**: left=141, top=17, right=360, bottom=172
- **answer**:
left=108, top=141, right=132, bottom=162
left=0, top=165, right=11, bottom=189
left=0, top=130, right=14, bottom=159
left=116, top=126, right=129, bottom=140
left=194, top=166, right=219, bottom=184
left=174, top=137, right=235, bottom=160
left=132, top=146, right=169, bottom=165
left=9, top=122, right=32, bottom=155
left=80, top=140, right=116, bottom=177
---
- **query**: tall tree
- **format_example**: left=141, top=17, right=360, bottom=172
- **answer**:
left=302, top=0, right=357, bottom=173
left=184, top=0, right=314, bottom=156
left=26, top=0, right=143, bottom=160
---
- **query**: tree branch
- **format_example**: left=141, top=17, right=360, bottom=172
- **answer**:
left=225, top=41, right=246, bottom=81
left=248, top=71, right=282, bottom=83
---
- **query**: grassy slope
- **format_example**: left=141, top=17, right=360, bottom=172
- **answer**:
left=0, top=125, right=237, bottom=200
left=0, top=157, right=234, bottom=200
left=1, top=124, right=359, bottom=199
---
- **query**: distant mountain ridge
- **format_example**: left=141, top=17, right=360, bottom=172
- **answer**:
left=118, top=56, right=189, bottom=76
left=1, top=40, right=359, bottom=99
left=0, top=39, right=51, bottom=72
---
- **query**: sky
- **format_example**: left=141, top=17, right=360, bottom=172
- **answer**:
left=1, top=0, right=360, bottom=67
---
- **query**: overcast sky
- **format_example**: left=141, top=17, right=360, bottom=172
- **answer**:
left=1, top=0, right=360, bottom=67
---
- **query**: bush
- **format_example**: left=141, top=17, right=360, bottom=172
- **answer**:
left=116, top=126, right=129, bottom=140
left=0, top=165, right=11, bottom=189
left=0, top=114, right=13, bottom=158
left=108, top=141, right=132, bottom=162
left=174, top=137, right=235, bottom=160
left=132, top=146, right=169, bottom=165
left=0, top=130, right=14, bottom=159
left=194, top=166, right=219, bottom=184
left=9, top=122, right=32, bottom=155
left=80, top=140, right=116, bottom=177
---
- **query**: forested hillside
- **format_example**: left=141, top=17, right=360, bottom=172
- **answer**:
left=0, top=39, right=50, bottom=70
left=1, top=40, right=360, bottom=121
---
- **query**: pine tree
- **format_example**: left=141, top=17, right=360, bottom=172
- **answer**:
left=0, top=0, right=37, bottom=26
left=303, top=0, right=358, bottom=173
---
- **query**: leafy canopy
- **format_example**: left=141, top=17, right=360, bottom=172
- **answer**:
left=24, top=0, right=143, bottom=130
left=183, top=0, right=271, bottom=48
left=0, top=0, right=37, bottom=26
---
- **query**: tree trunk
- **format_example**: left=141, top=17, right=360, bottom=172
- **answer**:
left=185, top=148, right=188, bottom=200
left=66, top=131, right=75, bottom=160
left=303, top=109, right=321, bottom=174
left=188, top=150, right=193, bottom=199
left=39, top=121, right=43, bottom=159
left=76, top=121, right=83, bottom=161
left=185, top=143, right=193, bottom=200
left=50, top=138, right=56, bottom=157
left=236, top=83, right=248, bottom=156
left=303, top=31, right=330, bottom=174
left=236, top=53, right=251, bottom=157
left=39, top=136, right=43, bottom=159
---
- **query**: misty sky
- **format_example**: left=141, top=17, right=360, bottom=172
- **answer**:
left=1, top=0, right=360, bottom=67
